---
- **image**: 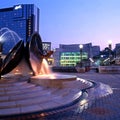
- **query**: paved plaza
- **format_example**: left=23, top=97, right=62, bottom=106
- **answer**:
left=44, top=71, right=120, bottom=120
left=0, top=71, right=120, bottom=120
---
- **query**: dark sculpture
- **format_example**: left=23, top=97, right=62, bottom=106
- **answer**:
left=1, top=40, right=24, bottom=75
left=0, top=32, right=53, bottom=76
left=27, top=32, right=44, bottom=75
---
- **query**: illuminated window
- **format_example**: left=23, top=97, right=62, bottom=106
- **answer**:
left=60, top=52, right=88, bottom=66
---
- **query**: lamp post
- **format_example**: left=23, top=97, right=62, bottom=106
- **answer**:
left=108, top=40, right=112, bottom=64
left=108, top=40, right=112, bottom=50
left=79, top=44, right=83, bottom=67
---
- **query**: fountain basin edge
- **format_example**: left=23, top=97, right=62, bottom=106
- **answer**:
left=30, top=74, right=77, bottom=88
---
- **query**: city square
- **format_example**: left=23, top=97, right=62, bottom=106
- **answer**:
left=0, top=71, right=120, bottom=120
left=0, top=1, right=120, bottom=120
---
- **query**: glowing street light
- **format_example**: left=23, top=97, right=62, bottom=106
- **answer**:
left=79, top=44, right=83, bottom=67
left=108, top=40, right=112, bottom=65
left=79, top=44, right=83, bottom=49
left=108, top=40, right=112, bottom=50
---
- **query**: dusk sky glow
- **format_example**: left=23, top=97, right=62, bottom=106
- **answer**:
left=0, top=0, right=120, bottom=50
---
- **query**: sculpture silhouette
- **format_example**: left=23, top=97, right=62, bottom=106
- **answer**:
left=0, top=32, right=53, bottom=76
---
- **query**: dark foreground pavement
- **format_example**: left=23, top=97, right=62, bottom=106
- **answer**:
left=44, top=71, right=120, bottom=120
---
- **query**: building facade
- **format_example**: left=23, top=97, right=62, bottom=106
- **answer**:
left=42, top=42, right=54, bottom=65
left=0, top=4, right=39, bottom=54
left=53, top=43, right=100, bottom=67
left=92, top=46, right=100, bottom=57
left=42, top=42, right=51, bottom=54
left=114, top=43, right=120, bottom=57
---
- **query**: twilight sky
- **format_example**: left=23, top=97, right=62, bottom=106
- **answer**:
left=0, top=0, right=120, bottom=50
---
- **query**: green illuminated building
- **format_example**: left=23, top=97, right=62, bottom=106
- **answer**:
left=53, top=43, right=100, bottom=67
left=60, top=52, right=88, bottom=66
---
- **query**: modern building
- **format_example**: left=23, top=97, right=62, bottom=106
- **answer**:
left=60, top=52, right=88, bottom=66
left=92, top=46, right=100, bottom=57
left=42, top=42, right=51, bottom=54
left=114, top=43, right=120, bottom=57
left=42, top=42, right=54, bottom=65
left=53, top=43, right=100, bottom=67
left=0, top=4, right=39, bottom=54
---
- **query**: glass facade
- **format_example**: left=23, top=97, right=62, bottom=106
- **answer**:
left=0, top=4, right=39, bottom=54
left=60, top=52, right=88, bottom=66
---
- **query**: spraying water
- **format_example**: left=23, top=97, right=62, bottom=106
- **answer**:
left=40, top=58, right=51, bottom=75
left=0, top=27, right=22, bottom=54
left=0, top=27, right=21, bottom=43
left=29, top=52, right=52, bottom=76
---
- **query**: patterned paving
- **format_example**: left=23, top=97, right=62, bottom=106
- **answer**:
left=0, top=72, right=120, bottom=120
left=43, top=72, right=120, bottom=120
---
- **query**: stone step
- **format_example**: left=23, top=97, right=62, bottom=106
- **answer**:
left=0, top=87, right=57, bottom=102
left=0, top=100, right=62, bottom=116
left=0, top=85, right=35, bottom=96
left=0, top=107, right=20, bottom=116
left=0, top=85, right=79, bottom=109
left=5, top=84, right=36, bottom=91
left=5, top=83, right=35, bottom=90
left=0, top=76, right=91, bottom=118
left=5, top=86, right=44, bottom=95
left=9, top=89, right=52, bottom=101
left=0, top=86, right=44, bottom=97
left=0, top=81, right=28, bottom=87
left=0, top=89, right=52, bottom=102
left=0, top=94, right=62, bottom=109
left=16, top=94, right=61, bottom=108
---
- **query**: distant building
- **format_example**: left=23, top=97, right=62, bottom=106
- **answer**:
left=0, top=4, right=39, bottom=54
left=53, top=48, right=61, bottom=66
left=42, top=42, right=51, bottom=54
left=114, top=43, right=120, bottom=57
left=92, top=46, right=100, bottom=57
left=42, top=42, right=54, bottom=65
left=53, top=43, right=100, bottom=67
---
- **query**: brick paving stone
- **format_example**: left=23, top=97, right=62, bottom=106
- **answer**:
left=42, top=72, right=120, bottom=120
left=1, top=72, right=120, bottom=120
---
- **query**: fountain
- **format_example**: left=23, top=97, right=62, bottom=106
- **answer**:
left=0, top=30, right=113, bottom=119
left=0, top=30, right=76, bottom=87
left=26, top=32, right=77, bottom=88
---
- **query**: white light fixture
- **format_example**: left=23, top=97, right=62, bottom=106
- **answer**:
left=108, top=40, right=112, bottom=45
left=79, top=44, right=83, bottom=49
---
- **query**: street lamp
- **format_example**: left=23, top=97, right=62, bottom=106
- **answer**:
left=108, top=40, right=112, bottom=50
left=108, top=40, right=112, bottom=65
left=79, top=44, right=83, bottom=67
